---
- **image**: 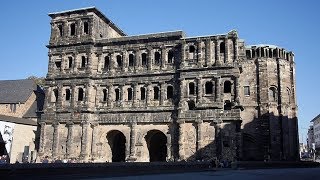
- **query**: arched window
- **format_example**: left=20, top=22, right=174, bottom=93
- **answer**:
left=224, top=100, right=232, bottom=110
left=103, top=89, right=107, bottom=102
left=168, top=50, right=174, bottom=63
left=205, top=81, right=214, bottom=94
left=167, top=86, right=174, bottom=99
left=189, top=82, right=195, bottom=95
left=140, top=87, right=146, bottom=100
left=104, top=56, right=110, bottom=70
left=273, top=49, right=277, bottom=57
left=65, top=89, right=71, bottom=101
left=83, top=22, right=89, bottom=34
left=189, top=45, right=195, bottom=53
left=78, top=88, right=84, bottom=101
left=246, top=50, right=251, bottom=59
left=220, top=42, right=225, bottom=54
left=153, top=86, right=160, bottom=100
left=269, top=49, right=273, bottom=58
left=116, top=55, right=122, bottom=67
left=52, top=89, right=58, bottom=102
left=224, top=81, right=231, bottom=93
left=269, top=87, right=277, bottom=102
left=142, top=53, right=147, bottom=67
left=115, top=88, right=120, bottom=101
left=81, top=56, right=86, bottom=68
left=154, top=52, right=161, bottom=65
left=70, top=23, right=76, bottom=36
left=188, top=100, right=195, bottom=110
left=129, top=54, right=134, bottom=67
left=68, top=57, right=73, bottom=69
left=58, top=24, right=63, bottom=37
left=127, top=88, right=133, bottom=101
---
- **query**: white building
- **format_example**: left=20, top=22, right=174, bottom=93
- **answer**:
left=311, top=114, right=320, bottom=152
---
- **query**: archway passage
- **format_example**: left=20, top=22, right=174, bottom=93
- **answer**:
left=107, top=130, right=126, bottom=162
left=146, top=130, right=167, bottom=162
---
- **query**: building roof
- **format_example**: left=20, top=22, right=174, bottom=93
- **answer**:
left=0, top=79, right=37, bottom=104
left=311, top=114, right=320, bottom=122
left=0, top=114, right=37, bottom=126
left=48, top=6, right=126, bottom=36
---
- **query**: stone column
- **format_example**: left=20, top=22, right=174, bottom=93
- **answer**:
left=196, top=77, right=202, bottom=103
left=160, top=81, right=166, bottom=105
left=133, top=83, right=138, bottom=107
left=146, top=83, right=152, bottom=107
left=215, top=39, right=221, bottom=66
left=66, top=122, right=74, bottom=158
left=96, top=52, right=102, bottom=74
left=161, top=46, right=167, bottom=70
left=128, top=122, right=137, bottom=161
left=197, top=40, right=203, bottom=66
left=215, top=77, right=221, bottom=102
left=107, top=84, right=113, bottom=108
left=205, top=39, right=211, bottom=67
left=196, top=119, right=203, bottom=152
left=224, top=38, right=229, bottom=64
left=52, top=122, right=60, bottom=158
left=72, top=53, right=78, bottom=72
left=178, top=121, right=185, bottom=160
left=91, top=122, right=99, bottom=159
left=135, top=50, right=140, bottom=70
left=123, top=51, right=128, bottom=72
left=38, top=122, right=46, bottom=156
left=120, top=84, right=124, bottom=107
left=147, top=48, right=153, bottom=71
left=234, top=77, right=240, bottom=104
left=110, top=53, right=116, bottom=74
left=166, top=133, right=172, bottom=161
left=80, top=121, right=90, bottom=161
left=57, top=84, right=63, bottom=109
left=234, top=38, right=238, bottom=61
left=71, top=84, right=76, bottom=108
left=181, top=43, right=186, bottom=68
left=86, top=52, right=92, bottom=74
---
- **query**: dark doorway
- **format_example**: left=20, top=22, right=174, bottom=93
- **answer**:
left=107, top=130, right=126, bottom=162
left=146, top=130, right=167, bottom=162
left=0, top=142, right=6, bottom=156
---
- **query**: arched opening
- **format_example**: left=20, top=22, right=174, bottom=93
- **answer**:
left=224, top=100, right=232, bottom=110
left=154, top=51, right=161, bottom=65
left=58, top=24, right=63, bottom=37
left=52, top=89, right=58, bottom=102
left=129, top=54, right=134, bottom=67
left=189, top=82, right=195, bottom=95
left=104, top=56, right=110, bottom=70
left=78, top=88, right=84, bottom=101
left=140, top=87, right=146, bottom=100
left=189, top=45, right=195, bottom=53
left=116, top=55, right=122, bottom=67
left=107, top=130, right=126, bottom=162
left=167, top=85, right=173, bottom=100
left=269, top=87, right=277, bottom=102
left=142, top=53, right=147, bottom=67
left=224, top=81, right=232, bottom=93
left=103, top=89, right=107, bottom=102
left=153, top=86, right=160, bottom=100
left=246, top=50, right=251, bottom=59
left=65, top=89, right=71, bottom=101
left=115, top=88, right=120, bottom=101
left=81, top=56, right=86, bottom=68
left=220, top=42, right=225, bottom=53
left=167, top=50, right=174, bottom=63
left=127, top=88, right=133, bottom=100
left=188, top=100, right=195, bottom=110
left=70, top=23, right=76, bottom=36
left=145, top=130, right=167, bottom=162
left=68, top=57, right=73, bottom=69
left=205, top=81, right=214, bottom=94
left=83, top=22, right=89, bottom=34
left=269, top=49, right=273, bottom=58
left=242, top=133, right=259, bottom=161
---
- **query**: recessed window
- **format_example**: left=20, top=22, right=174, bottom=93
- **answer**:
left=269, top=87, right=277, bottom=102
left=189, top=82, right=195, bottom=95
left=65, top=89, right=71, bottom=101
left=188, top=100, right=195, bottom=110
left=140, top=87, right=146, bottom=100
left=81, top=56, right=86, bottom=68
left=68, top=57, right=73, bottom=69
left=244, top=86, right=250, bottom=96
left=53, top=89, right=58, bottom=102
left=224, top=100, right=232, bottom=110
left=142, top=53, right=147, bottom=67
left=154, top=52, right=161, bottom=65
left=189, top=45, right=195, bottom=53
left=103, top=89, right=107, bottom=102
left=104, top=56, right=110, bottom=70
left=205, top=81, right=214, bottom=94
left=115, top=88, right=120, bottom=101
left=78, top=88, right=84, bottom=101
left=116, top=55, right=122, bottom=67
left=129, top=54, right=134, bottom=67
left=153, top=86, right=160, bottom=100
left=128, top=88, right=133, bottom=100
left=168, top=50, right=174, bottom=63
left=83, top=22, right=89, bottom=34
left=58, top=24, right=63, bottom=37
left=70, top=23, right=76, bottom=36
left=55, top=61, right=61, bottom=69
left=220, top=42, right=225, bottom=54
left=246, top=50, right=251, bottom=58
left=224, top=81, right=231, bottom=93
left=167, top=86, right=174, bottom=99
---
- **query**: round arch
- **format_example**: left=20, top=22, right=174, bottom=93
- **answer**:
left=145, top=130, right=167, bottom=162
left=106, top=130, right=126, bottom=162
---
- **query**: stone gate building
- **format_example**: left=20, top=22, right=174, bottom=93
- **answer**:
left=38, top=7, right=299, bottom=162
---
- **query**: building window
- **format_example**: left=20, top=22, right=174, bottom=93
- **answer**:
left=287, top=88, right=291, bottom=104
left=58, top=24, right=63, bottom=37
left=244, top=86, right=250, bottom=96
left=104, top=56, right=110, bottom=70
left=53, top=89, right=58, bottom=102
left=246, top=50, right=251, bottom=58
left=128, top=88, right=133, bottom=101
left=269, top=87, right=277, bottom=102
left=78, top=88, right=84, bottom=101
left=68, top=57, right=73, bottom=69
left=103, top=89, right=107, bottom=102
left=188, top=100, right=195, bottom=110
left=115, top=88, right=120, bottom=101
left=153, top=86, right=160, bottom=100
left=167, top=86, right=174, bottom=99
left=220, top=42, right=225, bottom=54
left=168, top=50, right=174, bottom=63
left=189, top=45, right=195, bottom=53
left=224, top=81, right=231, bottom=93
left=55, top=61, right=61, bottom=70
left=81, top=56, right=86, bottom=68
left=116, top=55, right=123, bottom=68
left=142, top=53, right=147, bottom=67
left=189, top=82, right=195, bottom=95
left=205, top=81, right=214, bottom=94
left=83, top=22, right=89, bottom=34
left=129, top=54, right=134, bottom=67
left=224, top=100, right=232, bottom=110
left=70, top=23, right=76, bottom=36
left=65, top=89, right=71, bottom=101
left=10, top=104, right=16, bottom=113
left=154, top=51, right=161, bottom=65
left=140, top=87, right=146, bottom=100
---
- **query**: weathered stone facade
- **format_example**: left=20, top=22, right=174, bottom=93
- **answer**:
left=39, top=7, right=299, bottom=162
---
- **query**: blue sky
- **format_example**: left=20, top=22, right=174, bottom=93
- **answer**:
left=0, top=0, right=319, bottom=142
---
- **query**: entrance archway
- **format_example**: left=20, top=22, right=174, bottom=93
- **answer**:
left=145, top=130, right=167, bottom=162
left=107, top=130, right=126, bottom=162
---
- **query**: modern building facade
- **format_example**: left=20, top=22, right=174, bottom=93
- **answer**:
left=39, top=7, right=299, bottom=162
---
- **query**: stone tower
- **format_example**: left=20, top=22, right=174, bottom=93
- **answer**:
left=38, top=7, right=298, bottom=162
